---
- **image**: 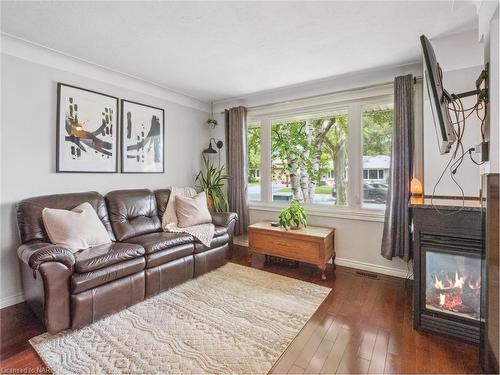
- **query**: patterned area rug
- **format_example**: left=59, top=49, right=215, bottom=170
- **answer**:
left=30, top=263, right=330, bottom=374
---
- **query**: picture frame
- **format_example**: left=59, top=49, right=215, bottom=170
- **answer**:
left=120, top=99, right=165, bottom=173
left=56, top=83, right=119, bottom=173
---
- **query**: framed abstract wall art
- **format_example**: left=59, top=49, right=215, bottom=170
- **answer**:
left=121, top=100, right=165, bottom=173
left=56, top=83, right=119, bottom=173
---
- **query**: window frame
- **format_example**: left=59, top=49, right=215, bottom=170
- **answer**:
left=246, top=84, right=395, bottom=222
left=247, top=122, right=263, bottom=202
left=360, top=103, right=394, bottom=209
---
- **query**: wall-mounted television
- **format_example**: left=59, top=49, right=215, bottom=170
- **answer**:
left=420, top=35, right=456, bottom=155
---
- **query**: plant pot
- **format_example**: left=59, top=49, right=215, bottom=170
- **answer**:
left=206, top=194, right=214, bottom=210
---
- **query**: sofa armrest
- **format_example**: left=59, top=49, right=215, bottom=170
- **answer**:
left=18, top=241, right=75, bottom=334
left=17, top=241, right=75, bottom=272
left=211, top=212, right=238, bottom=228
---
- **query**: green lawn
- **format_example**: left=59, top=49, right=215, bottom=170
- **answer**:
left=248, top=182, right=260, bottom=187
left=277, top=186, right=332, bottom=195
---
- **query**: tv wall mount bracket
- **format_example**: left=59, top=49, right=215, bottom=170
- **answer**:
left=442, top=63, right=489, bottom=104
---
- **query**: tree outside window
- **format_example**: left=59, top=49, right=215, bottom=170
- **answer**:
left=270, top=113, right=348, bottom=205
left=245, top=96, right=394, bottom=211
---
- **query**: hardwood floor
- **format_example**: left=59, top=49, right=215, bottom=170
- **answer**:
left=0, top=245, right=480, bottom=374
left=0, top=300, right=46, bottom=372
left=231, top=246, right=480, bottom=374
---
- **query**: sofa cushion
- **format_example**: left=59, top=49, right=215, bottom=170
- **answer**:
left=74, top=242, right=145, bottom=273
left=17, top=191, right=115, bottom=243
left=71, top=257, right=145, bottom=294
left=106, top=189, right=161, bottom=241
left=126, top=232, right=194, bottom=254
left=146, top=243, right=194, bottom=268
left=194, top=233, right=230, bottom=254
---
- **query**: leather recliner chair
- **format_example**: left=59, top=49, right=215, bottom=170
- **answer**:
left=16, top=189, right=238, bottom=334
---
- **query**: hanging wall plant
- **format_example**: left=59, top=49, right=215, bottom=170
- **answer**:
left=207, top=118, right=218, bottom=128
left=207, top=102, right=218, bottom=129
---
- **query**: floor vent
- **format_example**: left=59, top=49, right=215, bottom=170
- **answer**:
left=355, top=270, right=379, bottom=279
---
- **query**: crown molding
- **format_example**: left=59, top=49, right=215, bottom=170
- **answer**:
left=477, top=0, right=499, bottom=41
left=214, top=61, right=421, bottom=111
left=1, top=33, right=210, bottom=112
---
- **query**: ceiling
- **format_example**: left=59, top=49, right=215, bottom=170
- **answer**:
left=1, top=1, right=478, bottom=102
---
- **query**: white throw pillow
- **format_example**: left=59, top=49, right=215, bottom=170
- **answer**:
left=175, top=192, right=212, bottom=228
left=42, top=202, right=111, bottom=251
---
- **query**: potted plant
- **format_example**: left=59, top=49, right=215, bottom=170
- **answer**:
left=207, top=118, right=218, bottom=129
left=278, top=199, right=307, bottom=230
left=195, top=155, right=230, bottom=212
left=207, top=103, right=218, bottom=129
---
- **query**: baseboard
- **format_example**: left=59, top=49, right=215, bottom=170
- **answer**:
left=335, top=257, right=412, bottom=279
left=0, top=292, right=25, bottom=309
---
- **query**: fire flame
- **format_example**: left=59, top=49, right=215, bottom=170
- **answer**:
left=468, top=276, right=481, bottom=290
left=433, top=272, right=468, bottom=290
left=434, top=274, right=444, bottom=289
left=454, top=272, right=465, bottom=288
left=431, top=271, right=480, bottom=314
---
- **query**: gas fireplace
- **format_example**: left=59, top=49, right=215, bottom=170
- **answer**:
left=425, top=251, right=481, bottom=321
left=412, top=200, right=483, bottom=345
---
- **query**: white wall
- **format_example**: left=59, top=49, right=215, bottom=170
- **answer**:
left=423, top=30, right=485, bottom=197
left=0, top=43, right=210, bottom=307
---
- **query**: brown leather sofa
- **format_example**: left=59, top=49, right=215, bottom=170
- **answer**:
left=16, top=189, right=237, bottom=334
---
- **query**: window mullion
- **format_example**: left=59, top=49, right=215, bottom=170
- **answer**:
left=261, top=118, right=272, bottom=203
left=347, top=103, right=362, bottom=209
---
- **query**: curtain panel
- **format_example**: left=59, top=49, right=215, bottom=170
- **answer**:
left=225, top=106, right=249, bottom=236
left=381, top=74, right=414, bottom=261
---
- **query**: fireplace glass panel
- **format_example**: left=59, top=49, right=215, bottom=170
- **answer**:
left=425, top=251, right=481, bottom=321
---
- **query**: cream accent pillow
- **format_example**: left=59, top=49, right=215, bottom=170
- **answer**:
left=162, top=186, right=197, bottom=229
left=42, top=202, right=111, bottom=251
left=175, top=192, right=212, bottom=228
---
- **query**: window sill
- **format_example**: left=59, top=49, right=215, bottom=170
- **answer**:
left=248, top=202, right=386, bottom=223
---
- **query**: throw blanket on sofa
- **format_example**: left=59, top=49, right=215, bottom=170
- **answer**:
left=162, top=187, right=215, bottom=247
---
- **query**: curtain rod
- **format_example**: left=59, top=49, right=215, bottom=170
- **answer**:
left=219, top=76, right=423, bottom=113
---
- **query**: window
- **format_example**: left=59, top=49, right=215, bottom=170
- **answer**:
left=361, top=104, right=393, bottom=208
left=362, top=169, right=386, bottom=180
left=271, top=112, right=348, bottom=205
left=247, top=123, right=261, bottom=201
left=245, top=85, right=395, bottom=213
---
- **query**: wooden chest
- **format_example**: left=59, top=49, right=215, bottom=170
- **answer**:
left=248, top=221, right=335, bottom=280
